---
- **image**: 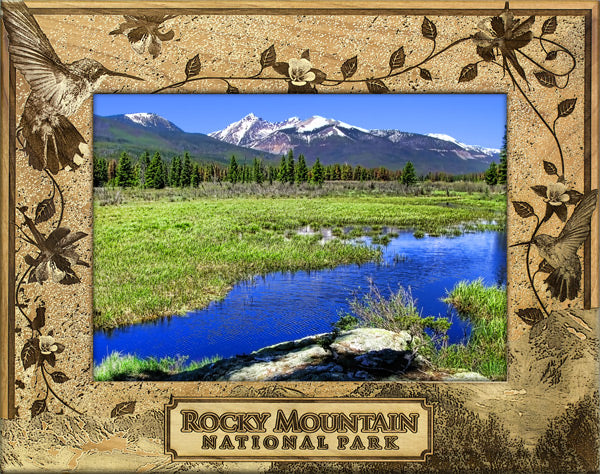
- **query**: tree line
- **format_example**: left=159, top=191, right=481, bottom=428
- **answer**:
left=93, top=149, right=421, bottom=188
left=94, top=145, right=505, bottom=189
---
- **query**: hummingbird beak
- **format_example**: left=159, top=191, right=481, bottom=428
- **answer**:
left=103, top=67, right=144, bottom=81
left=509, top=241, right=531, bottom=248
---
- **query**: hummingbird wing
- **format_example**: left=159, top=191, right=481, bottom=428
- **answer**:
left=554, top=189, right=599, bottom=256
left=2, top=0, right=78, bottom=108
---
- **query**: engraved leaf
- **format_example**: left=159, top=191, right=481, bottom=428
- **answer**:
left=184, top=54, right=201, bottom=79
left=531, top=185, right=548, bottom=198
left=566, top=189, right=583, bottom=205
left=301, top=49, right=310, bottom=60
left=516, top=307, right=545, bottom=325
left=341, top=56, right=358, bottom=79
left=534, top=71, right=557, bottom=88
left=31, top=399, right=46, bottom=418
left=458, top=63, right=478, bottom=83
left=44, top=352, right=56, bottom=367
left=111, top=401, right=136, bottom=418
left=24, top=254, right=38, bottom=267
left=545, top=50, right=558, bottom=61
left=420, top=68, right=432, bottom=81
left=542, top=16, right=557, bottom=35
left=476, top=45, right=495, bottom=62
left=50, top=371, right=70, bottom=384
left=35, top=197, right=55, bottom=224
left=366, top=79, right=389, bottom=94
left=260, top=45, right=276, bottom=69
left=421, top=17, right=437, bottom=40
left=543, top=160, right=558, bottom=175
left=31, top=306, right=45, bottom=331
left=226, top=84, right=239, bottom=94
left=389, top=47, right=405, bottom=70
left=21, top=338, right=38, bottom=370
left=272, top=62, right=289, bottom=76
left=512, top=201, right=535, bottom=218
left=557, top=98, right=577, bottom=118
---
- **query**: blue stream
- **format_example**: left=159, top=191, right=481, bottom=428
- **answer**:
left=93, top=230, right=506, bottom=365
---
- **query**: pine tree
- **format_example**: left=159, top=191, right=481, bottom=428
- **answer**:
left=252, top=158, right=264, bottom=184
left=278, top=155, right=288, bottom=182
left=181, top=152, right=193, bottom=187
left=401, top=161, right=417, bottom=185
left=497, top=131, right=507, bottom=185
left=311, top=157, right=324, bottom=185
left=295, top=154, right=308, bottom=183
left=132, top=163, right=140, bottom=187
left=190, top=163, right=199, bottom=187
left=170, top=156, right=182, bottom=187
left=228, top=155, right=239, bottom=183
left=115, top=151, right=136, bottom=187
left=139, top=151, right=150, bottom=188
left=287, top=150, right=295, bottom=183
left=93, top=155, right=108, bottom=187
left=485, top=162, right=498, bottom=185
left=332, top=163, right=341, bottom=181
left=107, top=159, right=117, bottom=184
left=341, top=164, right=353, bottom=181
left=146, top=151, right=166, bottom=188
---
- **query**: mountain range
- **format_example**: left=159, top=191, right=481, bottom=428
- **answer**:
left=93, top=112, right=500, bottom=174
left=93, top=113, right=277, bottom=164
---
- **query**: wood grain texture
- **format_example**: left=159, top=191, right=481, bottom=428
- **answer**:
left=0, top=22, right=15, bottom=420
left=590, top=2, right=599, bottom=307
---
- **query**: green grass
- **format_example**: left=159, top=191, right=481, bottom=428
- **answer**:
left=434, top=279, right=507, bottom=380
left=94, top=185, right=505, bottom=329
left=93, top=352, right=220, bottom=381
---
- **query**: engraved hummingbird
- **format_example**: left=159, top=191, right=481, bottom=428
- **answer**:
left=1, top=0, right=143, bottom=174
left=512, top=189, right=598, bottom=302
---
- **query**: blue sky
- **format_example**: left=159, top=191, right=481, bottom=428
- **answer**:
left=94, top=94, right=506, bottom=148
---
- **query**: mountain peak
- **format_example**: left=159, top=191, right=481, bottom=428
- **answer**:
left=121, top=112, right=182, bottom=132
left=427, top=133, right=500, bottom=156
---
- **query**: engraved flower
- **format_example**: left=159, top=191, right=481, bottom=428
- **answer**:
left=531, top=182, right=583, bottom=222
left=288, top=58, right=316, bottom=86
left=473, top=2, right=535, bottom=81
left=110, top=15, right=176, bottom=58
left=545, top=182, right=570, bottom=206
left=39, top=335, right=58, bottom=355
left=272, top=51, right=326, bottom=93
left=18, top=207, right=89, bottom=285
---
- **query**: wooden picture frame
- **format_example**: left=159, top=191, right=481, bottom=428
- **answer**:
left=1, top=1, right=598, bottom=471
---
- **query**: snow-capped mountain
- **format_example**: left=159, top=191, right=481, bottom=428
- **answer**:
left=119, top=112, right=183, bottom=132
left=209, top=114, right=501, bottom=174
left=93, top=113, right=278, bottom=164
left=426, top=133, right=500, bottom=158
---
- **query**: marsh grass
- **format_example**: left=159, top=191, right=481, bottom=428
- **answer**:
left=94, top=181, right=505, bottom=204
left=93, top=352, right=220, bottom=381
left=435, top=279, right=507, bottom=379
left=342, top=282, right=452, bottom=338
left=94, top=185, right=505, bottom=329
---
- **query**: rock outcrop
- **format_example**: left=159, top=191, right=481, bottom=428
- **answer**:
left=172, top=327, right=487, bottom=382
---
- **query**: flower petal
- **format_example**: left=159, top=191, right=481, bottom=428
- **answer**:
left=490, top=16, right=505, bottom=37
left=291, top=80, right=307, bottom=86
left=303, top=71, right=316, bottom=83
left=156, top=29, right=175, bottom=41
